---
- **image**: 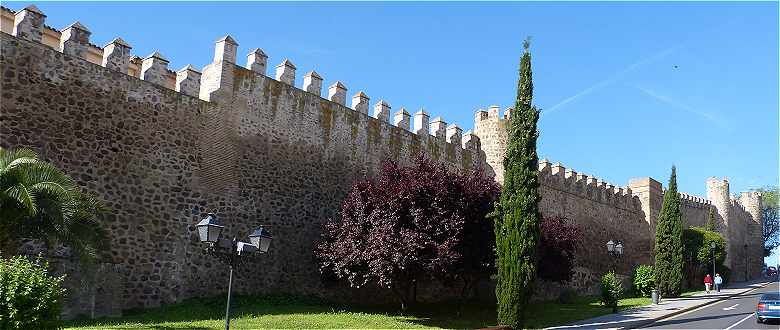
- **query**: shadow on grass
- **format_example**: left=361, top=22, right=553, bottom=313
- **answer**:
left=64, top=293, right=647, bottom=329
left=64, top=294, right=494, bottom=329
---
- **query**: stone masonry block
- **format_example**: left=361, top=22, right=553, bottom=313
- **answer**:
left=275, top=59, right=296, bottom=85
left=12, top=5, right=46, bottom=43
left=214, top=35, right=238, bottom=63
left=413, top=109, right=430, bottom=136
left=176, top=64, right=201, bottom=97
left=394, top=108, right=410, bottom=130
left=246, top=48, right=267, bottom=75
left=102, top=37, right=131, bottom=73
left=373, top=100, right=390, bottom=122
left=141, top=51, right=170, bottom=87
left=303, top=71, right=323, bottom=95
left=351, top=92, right=370, bottom=114
left=327, top=81, right=347, bottom=105
left=59, top=21, right=91, bottom=59
left=430, top=117, right=447, bottom=139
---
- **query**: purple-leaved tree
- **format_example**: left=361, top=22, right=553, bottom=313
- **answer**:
left=538, top=216, right=581, bottom=283
left=316, top=155, right=500, bottom=311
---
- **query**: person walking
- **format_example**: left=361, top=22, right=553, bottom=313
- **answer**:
left=704, top=273, right=713, bottom=294
left=714, top=273, right=723, bottom=292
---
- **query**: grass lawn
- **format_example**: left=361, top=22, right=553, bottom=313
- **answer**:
left=64, top=294, right=651, bottom=329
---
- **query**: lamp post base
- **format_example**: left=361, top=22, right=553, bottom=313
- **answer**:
left=225, top=265, right=234, bottom=330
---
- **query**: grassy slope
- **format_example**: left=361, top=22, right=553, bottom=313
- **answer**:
left=64, top=293, right=651, bottom=330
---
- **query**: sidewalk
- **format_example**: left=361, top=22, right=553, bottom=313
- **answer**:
left=546, top=279, right=772, bottom=330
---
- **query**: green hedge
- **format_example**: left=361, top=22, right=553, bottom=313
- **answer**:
left=632, top=265, right=655, bottom=297
left=0, top=255, right=66, bottom=329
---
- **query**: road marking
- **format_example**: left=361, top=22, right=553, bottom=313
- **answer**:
left=652, top=282, right=771, bottom=322
left=658, top=296, right=730, bottom=320
left=723, top=313, right=753, bottom=330
left=722, top=304, right=739, bottom=310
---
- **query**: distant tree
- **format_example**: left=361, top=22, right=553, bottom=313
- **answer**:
left=316, top=155, right=500, bottom=312
left=705, top=208, right=717, bottom=232
left=682, top=226, right=727, bottom=291
left=756, top=187, right=779, bottom=257
left=538, top=216, right=580, bottom=283
left=683, top=227, right=727, bottom=267
left=0, top=147, right=108, bottom=264
left=495, top=36, right=541, bottom=329
left=654, top=166, right=684, bottom=297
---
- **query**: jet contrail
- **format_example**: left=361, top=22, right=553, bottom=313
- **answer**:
left=543, top=47, right=677, bottom=116
left=634, top=84, right=729, bottom=129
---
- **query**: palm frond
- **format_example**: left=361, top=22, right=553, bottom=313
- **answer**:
left=4, top=184, right=38, bottom=217
left=0, top=147, right=39, bottom=174
left=0, top=147, right=110, bottom=264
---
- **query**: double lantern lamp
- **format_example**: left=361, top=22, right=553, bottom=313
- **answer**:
left=193, top=213, right=273, bottom=330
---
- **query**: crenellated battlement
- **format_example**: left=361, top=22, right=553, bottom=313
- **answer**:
left=678, top=192, right=712, bottom=208
left=0, top=5, right=480, bottom=163
left=538, top=158, right=642, bottom=212
left=0, top=3, right=766, bottom=313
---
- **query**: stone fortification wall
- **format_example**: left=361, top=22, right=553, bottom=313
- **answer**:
left=536, top=159, right=654, bottom=295
left=705, top=178, right=763, bottom=281
left=678, top=192, right=714, bottom=228
left=0, top=5, right=483, bottom=315
left=474, top=105, right=765, bottom=285
left=1, top=4, right=766, bottom=317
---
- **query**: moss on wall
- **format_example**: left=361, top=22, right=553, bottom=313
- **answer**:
left=319, top=102, right=335, bottom=145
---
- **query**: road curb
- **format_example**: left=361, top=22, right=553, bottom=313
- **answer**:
left=621, top=281, right=773, bottom=329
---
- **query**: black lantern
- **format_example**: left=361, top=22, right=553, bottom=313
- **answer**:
left=190, top=213, right=274, bottom=330
left=249, top=227, right=273, bottom=253
left=614, top=241, right=623, bottom=255
left=196, top=213, right=224, bottom=244
left=236, top=241, right=258, bottom=256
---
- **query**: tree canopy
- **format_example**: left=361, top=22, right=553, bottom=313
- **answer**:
left=756, top=186, right=779, bottom=257
left=495, top=36, right=541, bottom=329
left=316, top=155, right=500, bottom=311
left=653, top=166, right=684, bottom=297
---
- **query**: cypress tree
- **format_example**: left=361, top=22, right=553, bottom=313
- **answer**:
left=495, top=37, right=541, bottom=329
left=654, top=166, right=684, bottom=297
left=705, top=207, right=717, bottom=232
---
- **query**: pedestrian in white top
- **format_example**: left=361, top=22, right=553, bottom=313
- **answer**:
left=714, top=273, right=723, bottom=292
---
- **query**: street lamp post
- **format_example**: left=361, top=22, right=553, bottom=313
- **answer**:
left=709, top=241, right=716, bottom=279
left=606, top=240, right=624, bottom=272
left=193, top=213, right=273, bottom=330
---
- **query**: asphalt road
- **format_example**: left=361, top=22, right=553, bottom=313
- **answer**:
left=641, top=281, right=780, bottom=329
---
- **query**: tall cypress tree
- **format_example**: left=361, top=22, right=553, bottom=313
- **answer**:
left=705, top=207, right=717, bottom=232
left=495, top=37, right=541, bottom=329
left=654, top=166, right=684, bottom=297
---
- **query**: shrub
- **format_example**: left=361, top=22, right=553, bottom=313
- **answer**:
left=632, top=265, right=655, bottom=297
left=600, top=271, right=623, bottom=313
left=0, top=255, right=66, bottom=329
left=557, top=288, right=578, bottom=304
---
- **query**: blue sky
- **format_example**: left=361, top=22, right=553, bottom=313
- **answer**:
left=7, top=2, right=778, bottom=259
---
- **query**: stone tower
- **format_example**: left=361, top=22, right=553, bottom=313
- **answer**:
left=628, top=177, right=664, bottom=235
left=706, top=177, right=739, bottom=276
left=473, top=105, right=510, bottom=183
left=739, top=191, right=763, bottom=279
